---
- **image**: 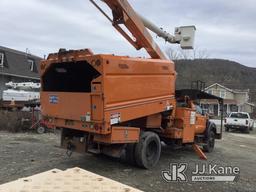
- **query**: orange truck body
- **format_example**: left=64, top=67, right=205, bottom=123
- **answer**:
left=41, top=49, right=207, bottom=145
left=41, top=49, right=175, bottom=138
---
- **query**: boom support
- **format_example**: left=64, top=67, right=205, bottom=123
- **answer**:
left=90, top=0, right=196, bottom=60
left=90, top=0, right=166, bottom=59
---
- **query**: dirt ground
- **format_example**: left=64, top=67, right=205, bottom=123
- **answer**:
left=0, top=129, right=256, bottom=192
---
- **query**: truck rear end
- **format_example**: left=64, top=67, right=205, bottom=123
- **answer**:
left=41, top=49, right=176, bottom=159
left=225, top=112, right=253, bottom=133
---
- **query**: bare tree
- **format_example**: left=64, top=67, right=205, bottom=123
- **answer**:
left=166, top=46, right=210, bottom=60
left=197, top=48, right=210, bottom=59
left=165, top=47, right=181, bottom=60
left=179, top=49, right=192, bottom=60
left=192, top=47, right=198, bottom=59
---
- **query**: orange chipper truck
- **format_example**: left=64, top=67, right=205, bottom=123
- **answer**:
left=41, top=0, right=223, bottom=168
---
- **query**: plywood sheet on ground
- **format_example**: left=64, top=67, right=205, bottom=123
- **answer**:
left=0, top=167, right=143, bottom=192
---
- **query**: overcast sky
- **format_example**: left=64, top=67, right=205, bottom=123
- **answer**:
left=0, top=0, right=255, bottom=67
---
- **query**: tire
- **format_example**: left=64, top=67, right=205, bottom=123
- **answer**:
left=37, top=126, right=46, bottom=134
left=225, top=127, right=229, bottom=132
left=134, top=131, right=161, bottom=169
left=124, top=143, right=136, bottom=165
left=249, top=126, right=253, bottom=131
left=203, top=131, right=215, bottom=153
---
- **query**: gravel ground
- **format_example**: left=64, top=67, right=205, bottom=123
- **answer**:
left=0, top=129, right=256, bottom=192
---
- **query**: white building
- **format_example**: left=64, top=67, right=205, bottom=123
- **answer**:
left=200, top=83, right=254, bottom=117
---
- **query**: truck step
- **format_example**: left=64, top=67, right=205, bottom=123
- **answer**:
left=195, top=135, right=205, bottom=143
left=195, top=143, right=207, bottom=146
left=195, top=135, right=204, bottom=138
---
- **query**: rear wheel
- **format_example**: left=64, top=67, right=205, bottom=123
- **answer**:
left=225, top=126, right=229, bottom=132
left=135, top=131, right=161, bottom=169
left=203, top=131, right=215, bottom=153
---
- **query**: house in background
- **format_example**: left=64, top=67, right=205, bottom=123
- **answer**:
left=200, top=83, right=255, bottom=117
left=0, top=46, right=42, bottom=99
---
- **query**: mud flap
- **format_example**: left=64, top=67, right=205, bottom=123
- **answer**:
left=192, top=144, right=207, bottom=160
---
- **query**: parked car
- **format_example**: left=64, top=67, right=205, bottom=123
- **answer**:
left=225, top=112, right=254, bottom=133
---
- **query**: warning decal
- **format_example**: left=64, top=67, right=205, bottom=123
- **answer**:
left=110, top=113, right=121, bottom=125
left=190, top=111, right=196, bottom=125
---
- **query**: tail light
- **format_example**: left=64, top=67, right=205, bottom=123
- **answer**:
left=246, top=120, right=249, bottom=125
left=224, top=118, right=227, bottom=124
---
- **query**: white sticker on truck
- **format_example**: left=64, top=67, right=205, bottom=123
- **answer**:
left=190, top=111, right=196, bottom=125
left=110, top=113, right=121, bottom=125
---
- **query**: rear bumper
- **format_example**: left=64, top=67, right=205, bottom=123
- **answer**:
left=225, top=124, right=249, bottom=129
left=43, top=116, right=108, bottom=134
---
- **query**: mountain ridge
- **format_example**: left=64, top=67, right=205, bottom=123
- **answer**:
left=174, top=59, right=256, bottom=103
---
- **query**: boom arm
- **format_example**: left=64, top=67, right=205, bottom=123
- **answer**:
left=90, top=0, right=195, bottom=60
